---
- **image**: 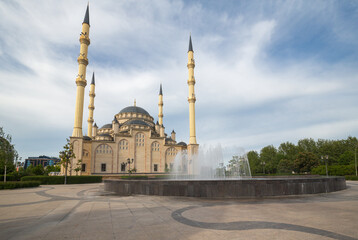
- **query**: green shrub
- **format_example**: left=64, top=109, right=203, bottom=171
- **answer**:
left=0, top=175, right=18, bottom=181
left=153, top=175, right=171, bottom=179
left=0, top=181, right=40, bottom=190
left=345, top=175, right=358, bottom=181
left=66, top=176, right=102, bottom=184
left=120, top=175, right=148, bottom=180
left=21, top=176, right=102, bottom=184
left=311, top=165, right=355, bottom=176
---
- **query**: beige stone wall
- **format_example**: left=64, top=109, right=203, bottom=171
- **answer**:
left=134, top=132, right=146, bottom=172
left=117, top=139, right=130, bottom=173
left=151, top=141, right=161, bottom=172
left=70, top=127, right=187, bottom=175
left=93, top=143, right=113, bottom=173
left=82, top=142, right=92, bottom=175
left=165, top=147, right=178, bottom=171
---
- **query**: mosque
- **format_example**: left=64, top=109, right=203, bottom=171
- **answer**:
left=61, top=5, right=199, bottom=176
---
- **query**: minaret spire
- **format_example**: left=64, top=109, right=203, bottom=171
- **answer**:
left=72, top=4, right=91, bottom=137
left=159, top=83, right=163, bottom=95
left=158, top=84, right=164, bottom=126
left=91, top=71, right=95, bottom=84
left=83, top=3, right=90, bottom=26
left=87, top=72, right=96, bottom=137
left=187, top=34, right=197, bottom=145
left=188, top=34, right=193, bottom=52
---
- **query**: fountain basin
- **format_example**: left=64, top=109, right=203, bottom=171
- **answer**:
left=104, top=176, right=346, bottom=198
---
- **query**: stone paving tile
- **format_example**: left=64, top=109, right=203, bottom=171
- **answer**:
left=0, top=182, right=358, bottom=240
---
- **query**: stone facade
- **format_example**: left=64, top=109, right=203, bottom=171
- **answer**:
left=66, top=105, right=188, bottom=175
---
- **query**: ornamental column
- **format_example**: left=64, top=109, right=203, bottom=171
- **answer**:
left=87, top=72, right=95, bottom=137
left=187, top=35, right=197, bottom=145
left=72, top=4, right=90, bottom=137
left=187, top=35, right=199, bottom=175
left=158, top=84, right=164, bottom=126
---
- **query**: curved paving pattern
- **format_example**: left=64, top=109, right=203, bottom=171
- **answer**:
left=172, top=205, right=357, bottom=240
left=0, top=182, right=357, bottom=240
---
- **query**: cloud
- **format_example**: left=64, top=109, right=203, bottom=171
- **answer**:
left=1, top=0, right=358, bottom=159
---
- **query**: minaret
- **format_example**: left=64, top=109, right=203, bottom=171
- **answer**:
left=158, top=84, right=164, bottom=126
left=72, top=4, right=91, bottom=137
left=87, top=72, right=95, bottom=137
left=187, top=35, right=197, bottom=145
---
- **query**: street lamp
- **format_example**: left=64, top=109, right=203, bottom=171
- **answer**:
left=122, top=158, right=134, bottom=176
left=261, top=161, right=266, bottom=174
left=321, top=155, right=329, bottom=177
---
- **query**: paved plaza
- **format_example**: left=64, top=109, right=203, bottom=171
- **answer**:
left=0, top=181, right=357, bottom=240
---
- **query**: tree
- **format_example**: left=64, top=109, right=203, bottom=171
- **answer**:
left=278, top=159, right=294, bottom=174
left=260, top=145, right=278, bottom=174
left=278, top=142, right=298, bottom=161
left=59, top=139, right=75, bottom=184
left=45, top=164, right=61, bottom=175
left=247, top=151, right=260, bottom=174
left=297, top=138, right=317, bottom=153
left=294, top=152, right=319, bottom=173
left=0, top=127, right=17, bottom=182
left=74, top=159, right=82, bottom=176
left=33, top=165, right=45, bottom=175
left=25, top=164, right=35, bottom=175
left=338, top=151, right=354, bottom=165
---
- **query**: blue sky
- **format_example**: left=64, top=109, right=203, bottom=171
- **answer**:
left=1, top=0, right=358, bottom=161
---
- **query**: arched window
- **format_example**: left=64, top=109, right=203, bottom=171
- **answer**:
left=136, top=133, right=145, bottom=147
left=119, top=139, right=129, bottom=150
left=82, top=150, right=89, bottom=157
left=151, top=142, right=160, bottom=152
left=95, top=144, right=112, bottom=154
left=166, top=147, right=177, bottom=156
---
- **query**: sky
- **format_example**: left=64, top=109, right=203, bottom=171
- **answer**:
left=1, top=0, right=358, bottom=161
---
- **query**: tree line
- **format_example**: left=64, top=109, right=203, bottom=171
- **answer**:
left=247, top=136, right=358, bottom=175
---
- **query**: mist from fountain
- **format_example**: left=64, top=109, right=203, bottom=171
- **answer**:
left=170, top=144, right=252, bottom=180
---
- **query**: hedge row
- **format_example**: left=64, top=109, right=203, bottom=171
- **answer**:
left=0, top=181, right=40, bottom=190
left=311, top=165, right=355, bottom=176
left=153, top=175, right=171, bottom=179
left=120, top=175, right=148, bottom=180
left=0, top=175, right=18, bottom=182
left=118, top=175, right=172, bottom=180
left=21, top=176, right=102, bottom=184
left=345, top=175, right=358, bottom=181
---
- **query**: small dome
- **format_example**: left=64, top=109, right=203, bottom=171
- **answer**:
left=100, top=123, right=112, bottom=129
left=177, top=142, right=187, bottom=146
left=83, top=136, right=92, bottom=141
left=123, top=119, right=149, bottom=126
left=119, top=106, right=150, bottom=116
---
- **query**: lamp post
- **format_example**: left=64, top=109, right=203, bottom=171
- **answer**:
left=321, top=155, right=329, bottom=177
left=261, top=161, right=266, bottom=174
left=122, top=158, right=134, bottom=176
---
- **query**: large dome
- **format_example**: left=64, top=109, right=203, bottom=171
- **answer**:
left=119, top=106, right=150, bottom=116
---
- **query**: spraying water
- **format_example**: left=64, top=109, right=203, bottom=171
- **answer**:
left=170, top=144, right=251, bottom=180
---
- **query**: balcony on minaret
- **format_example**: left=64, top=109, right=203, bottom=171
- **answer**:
left=79, top=32, right=90, bottom=45
left=187, top=76, right=195, bottom=85
left=188, top=94, right=196, bottom=103
left=77, top=54, right=89, bottom=66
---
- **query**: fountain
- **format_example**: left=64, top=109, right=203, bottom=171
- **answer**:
left=104, top=144, right=346, bottom=198
left=171, top=145, right=252, bottom=180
